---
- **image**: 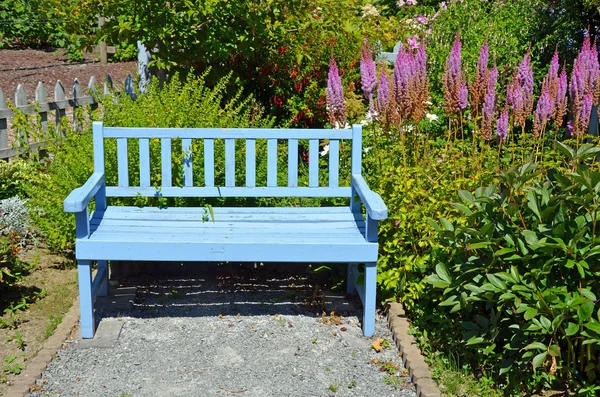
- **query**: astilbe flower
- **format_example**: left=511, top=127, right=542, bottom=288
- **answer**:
left=376, top=63, right=390, bottom=122
left=543, top=52, right=560, bottom=115
left=509, top=50, right=534, bottom=129
left=554, top=66, right=568, bottom=126
left=469, top=42, right=489, bottom=113
left=360, top=39, right=377, bottom=114
left=570, top=33, right=600, bottom=137
left=391, top=42, right=429, bottom=124
left=496, top=109, right=509, bottom=142
left=481, top=64, right=498, bottom=140
left=443, top=35, right=468, bottom=116
left=326, top=55, right=346, bottom=127
left=533, top=85, right=553, bottom=138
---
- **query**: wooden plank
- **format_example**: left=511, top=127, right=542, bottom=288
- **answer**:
left=309, top=139, right=319, bottom=187
left=72, top=78, right=82, bottom=131
left=103, top=127, right=354, bottom=140
left=288, top=139, right=298, bottom=187
left=101, top=206, right=353, bottom=214
left=96, top=260, right=109, bottom=297
left=161, top=139, right=172, bottom=187
left=14, top=84, right=27, bottom=144
left=35, top=82, right=48, bottom=134
left=350, top=124, right=363, bottom=212
left=0, top=95, right=97, bottom=119
left=362, top=262, right=377, bottom=337
left=267, top=138, right=277, bottom=187
left=0, top=88, right=8, bottom=151
left=139, top=138, right=150, bottom=187
left=245, top=139, right=256, bottom=187
left=182, top=138, right=193, bottom=187
left=76, top=240, right=378, bottom=263
left=204, top=138, right=214, bottom=187
left=225, top=138, right=235, bottom=187
left=91, top=217, right=363, bottom=229
left=105, top=186, right=352, bottom=198
left=54, top=80, right=66, bottom=131
left=93, top=121, right=105, bottom=173
left=77, top=260, right=95, bottom=338
left=329, top=140, right=340, bottom=188
left=91, top=264, right=107, bottom=299
left=117, top=138, right=129, bottom=187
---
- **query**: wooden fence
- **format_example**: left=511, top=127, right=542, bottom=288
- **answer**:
left=0, top=74, right=135, bottom=160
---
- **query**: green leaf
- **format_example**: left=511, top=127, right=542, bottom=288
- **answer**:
left=553, top=140, right=575, bottom=160
left=495, top=248, right=516, bottom=256
left=440, top=218, right=454, bottom=232
left=435, top=263, right=452, bottom=284
left=527, top=190, right=541, bottom=221
left=462, top=321, right=479, bottom=331
left=532, top=352, right=548, bottom=370
left=524, top=307, right=538, bottom=321
left=451, top=202, right=473, bottom=216
left=522, top=230, right=539, bottom=246
left=584, top=322, right=600, bottom=334
left=565, top=322, right=579, bottom=336
left=548, top=344, right=561, bottom=357
left=524, top=342, right=546, bottom=351
left=466, top=336, right=485, bottom=345
left=486, top=274, right=506, bottom=289
left=579, top=301, right=595, bottom=322
left=458, top=190, right=475, bottom=204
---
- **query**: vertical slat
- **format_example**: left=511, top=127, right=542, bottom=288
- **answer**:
left=161, top=138, right=172, bottom=187
left=362, top=262, right=377, bottom=337
left=309, top=139, right=319, bottom=187
left=267, top=139, right=277, bottom=187
left=351, top=124, right=363, bottom=212
left=182, top=138, right=193, bottom=187
left=92, top=122, right=106, bottom=209
left=366, top=215, right=378, bottom=242
left=204, top=138, right=214, bottom=187
left=78, top=260, right=95, bottom=338
left=0, top=89, right=8, bottom=153
left=347, top=263, right=358, bottom=295
left=54, top=80, right=66, bottom=132
left=225, top=138, right=235, bottom=187
left=246, top=139, right=256, bottom=187
left=72, top=78, right=82, bottom=131
left=35, top=82, right=48, bottom=134
left=75, top=209, right=90, bottom=239
left=14, top=85, right=27, bottom=144
left=139, top=138, right=150, bottom=187
left=328, top=140, right=339, bottom=187
left=104, top=74, right=113, bottom=95
left=117, top=138, right=129, bottom=187
left=288, top=139, right=298, bottom=187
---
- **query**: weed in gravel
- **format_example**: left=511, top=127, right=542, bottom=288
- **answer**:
left=324, top=366, right=331, bottom=372
left=328, top=383, right=339, bottom=392
left=319, top=311, right=343, bottom=326
left=2, top=355, right=21, bottom=376
left=312, top=338, right=318, bottom=344
left=348, top=380, right=357, bottom=389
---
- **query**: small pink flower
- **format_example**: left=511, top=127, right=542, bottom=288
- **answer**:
left=416, top=15, right=429, bottom=24
left=407, top=36, right=420, bottom=50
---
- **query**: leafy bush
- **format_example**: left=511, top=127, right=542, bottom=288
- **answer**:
left=0, top=196, right=36, bottom=248
left=0, top=159, right=38, bottom=200
left=423, top=156, right=600, bottom=393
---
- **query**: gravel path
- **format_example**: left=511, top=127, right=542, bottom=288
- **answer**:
left=27, top=264, right=417, bottom=397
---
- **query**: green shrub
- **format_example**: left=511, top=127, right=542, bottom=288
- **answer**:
left=423, top=157, right=600, bottom=393
left=0, top=159, right=38, bottom=200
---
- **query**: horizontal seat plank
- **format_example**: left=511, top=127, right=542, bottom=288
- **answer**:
left=103, top=127, right=353, bottom=140
left=106, top=186, right=352, bottom=198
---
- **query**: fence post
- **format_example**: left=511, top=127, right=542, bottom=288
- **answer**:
left=54, top=81, right=66, bottom=134
left=98, top=16, right=108, bottom=64
left=0, top=89, right=7, bottom=157
left=14, top=84, right=27, bottom=145
left=72, top=79, right=82, bottom=132
left=35, top=82, right=48, bottom=134
left=88, top=76, right=99, bottom=114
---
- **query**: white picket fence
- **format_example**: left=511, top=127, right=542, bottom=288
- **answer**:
left=0, top=74, right=135, bottom=160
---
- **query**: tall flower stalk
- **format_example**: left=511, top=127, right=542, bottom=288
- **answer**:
left=470, top=42, right=489, bottom=119
left=443, top=35, right=468, bottom=144
left=569, top=33, right=599, bottom=141
left=326, top=55, right=346, bottom=128
left=360, top=39, right=377, bottom=115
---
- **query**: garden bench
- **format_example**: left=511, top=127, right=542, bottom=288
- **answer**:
left=64, top=121, right=387, bottom=339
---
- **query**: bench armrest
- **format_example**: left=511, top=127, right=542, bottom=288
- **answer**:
left=64, top=172, right=105, bottom=213
left=351, top=174, right=388, bottom=220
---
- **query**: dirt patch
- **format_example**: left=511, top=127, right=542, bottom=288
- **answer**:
left=0, top=49, right=136, bottom=101
left=0, top=245, right=78, bottom=395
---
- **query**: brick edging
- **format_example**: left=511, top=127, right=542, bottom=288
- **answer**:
left=386, top=301, right=442, bottom=397
left=4, top=297, right=80, bottom=397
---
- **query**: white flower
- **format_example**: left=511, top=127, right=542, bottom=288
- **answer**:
left=425, top=113, right=439, bottom=122
left=320, top=144, right=330, bottom=157
left=363, top=146, right=372, bottom=153
left=343, top=122, right=351, bottom=129
left=424, top=100, right=433, bottom=106
left=361, top=4, right=380, bottom=17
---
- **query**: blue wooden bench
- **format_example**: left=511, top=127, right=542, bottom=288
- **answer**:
left=64, top=121, right=387, bottom=338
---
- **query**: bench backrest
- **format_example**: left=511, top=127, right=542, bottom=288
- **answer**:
left=92, top=121, right=363, bottom=198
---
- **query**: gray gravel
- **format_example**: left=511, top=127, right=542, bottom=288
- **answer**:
left=27, top=264, right=416, bottom=397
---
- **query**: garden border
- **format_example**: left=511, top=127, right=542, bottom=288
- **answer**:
left=386, top=301, right=441, bottom=397
left=4, top=298, right=81, bottom=397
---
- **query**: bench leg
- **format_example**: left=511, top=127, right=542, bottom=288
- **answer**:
left=347, top=263, right=358, bottom=295
left=97, top=260, right=109, bottom=297
left=78, top=260, right=96, bottom=338
left=363, top=262, right=377, bottom=337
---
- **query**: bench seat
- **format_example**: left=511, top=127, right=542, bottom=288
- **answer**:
left=78, top=206, right=379, bottom=263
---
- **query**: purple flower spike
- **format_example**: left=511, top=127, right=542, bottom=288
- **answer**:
left=554, top=66, right=568, bottom=125
left=574, top=93, right=594, bottom=138
left=376, top=63, right=389, bottom=118
left=497, top=109, right=509, bottom=142
left=516, top=50, right=534, bottom=120
left=481, top=64, right=498, bottom=140
left=360, top=39, right=377, bottom=113
left=533, top=85, right=553, bottom=137
left=570, top=31, right=600, bottom=136
left=443, top=35, right=468, bottom=115
left=326, top=55, right=346, bottom=126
